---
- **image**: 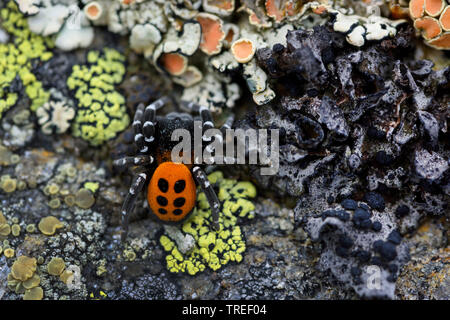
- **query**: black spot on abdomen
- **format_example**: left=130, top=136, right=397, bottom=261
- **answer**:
left=173, top=197, right=186, bottom=207
left=158, top=178, right=169, bottom=192
left=174, top=180, right=186, bottom=193
left=157, top=196, right=168, bottom=206
left=173, top=209, right=183, bottom=215
left=158, top=208, right=167, bottom=215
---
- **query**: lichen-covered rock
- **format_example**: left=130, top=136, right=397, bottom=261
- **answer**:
left=159, top=171, right=256, bottom=275
left=303, top=201, right=410, bottom=299
left=0, top=1, right=53, bottom=118
left=67, top=48, right=129, bottom=146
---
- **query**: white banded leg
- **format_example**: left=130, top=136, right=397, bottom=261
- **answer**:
left=220, top=114, right=235, bottom=135
left=113, top=155, right=154, bottom=169
left=142, top=96, right=169, bottom=144
left=199, top=105, right=214, bottom=133
left=121, top=172, right=148, bottom=242
left=219, top=114, right=236, bottom=164
left=192, top=166, right=220, bottom=230
left=133, top=103, right=147, bottom=153
left=180, top=101, right=215, bottom=141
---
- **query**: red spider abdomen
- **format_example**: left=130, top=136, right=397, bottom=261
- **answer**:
left=148, top=162, right=196, bottom=222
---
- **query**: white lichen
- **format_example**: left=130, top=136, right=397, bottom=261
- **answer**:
left=36, top=100, right=75, bottom=135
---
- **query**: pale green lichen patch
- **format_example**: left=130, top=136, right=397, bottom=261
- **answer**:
left=0, top=1, right=53, bottom=118
left=159, top=171, right=256, bottom=275
left=67, top=48, right=129, bottom=146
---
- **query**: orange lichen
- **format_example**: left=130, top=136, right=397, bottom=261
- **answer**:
left=245, top=8, right=272, bottom=28
left=196, top=13, right=225, bottom=55
left=231, top=39, right=255, bottom=63
left=414, top=16, right=442, bottom=39
left=160, top=53, right=188, bottom=76
left=410, top=0, right=425, bottom=19
left=265, top=0, right=286, bottom=22
left=312, top=4, right=328, bottom=15
left=85, top=2, right=102, bottom=20
left=390, top=4, right=410, bottom=19
left=206, top=0, right=233, bottom=10
left=440, top=6, right=450, bottom=31
left=286, top=0, right=301, bottom=16
left=225, top=28, right=235, bottom=43
left=428, top=32, right=450, bottom=48
left=249, top=11, right=261, bottom=25
left=424, top=0, right=445, bottom=17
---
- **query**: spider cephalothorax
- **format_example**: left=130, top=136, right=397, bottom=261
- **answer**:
left=114, top=97, right=234, bottom=241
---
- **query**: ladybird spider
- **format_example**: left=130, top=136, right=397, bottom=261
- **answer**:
left=114, top=96, right=235, bottom=242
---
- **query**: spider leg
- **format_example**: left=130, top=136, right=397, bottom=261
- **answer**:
left=180, top=101, right=215, bottom=141
left=192, top=166, right=220, bottom=230
left=133, top=103, right=147, bottom=153
left=198, top=105, right=214, bottom=133
left=113, top=155, right=154, bottom=169
left=133, top=97, right=169, bottom=153
left=142, top=96, right=169, bottom=145
left=121, top=172, right=148, bottom=242
left=220, top=113, right=235, bottom=135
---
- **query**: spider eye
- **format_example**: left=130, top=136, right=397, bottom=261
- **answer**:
left=174, top=180, right=186, bottom=193
left=158, top=178, right=169, bottom=192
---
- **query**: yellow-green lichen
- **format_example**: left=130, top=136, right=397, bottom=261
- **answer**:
left=64, top=195, right=75, bottom=207
left=83, top=181, right=99, bottom=193
left=123, top=249, right=137, bottom=262
left=74, top=188, right=95, bottom=209
left=47, top=183, right=60, bottom=195
left=22, top=273, right=40, bottom=290
left=0, top=211, right=5, bottom=224
left=3, top=247, right=14, bottom=258
left=0, top=1, right=53, bottom=118
left=89, top=291, right=108, bottom=300
left=159, top=171, right=256, bottom=275
left=11, top=256, right=36, bottom=281
left=38, top=216, right=63, bottom=236
left=47, top=257, right=65, bottom=276
left=25, top=224, right=35, bottom=233
left=23, top=286, right=43, bottom=300
left=11, top=223, right=20, bottom=236
left=1, top=176, right=17, bottom=193
left=59, top=269, right=73, bottom=284
left=48, top=198, right=61, bottom=209
left=0, top=223, right=11, bottom=237
left=68, top=48, right=129, bottom=146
